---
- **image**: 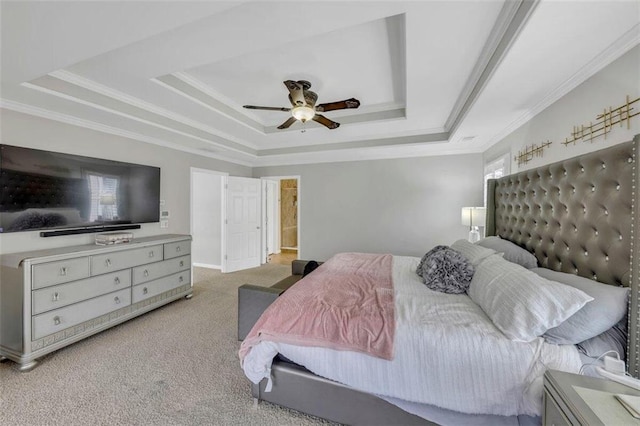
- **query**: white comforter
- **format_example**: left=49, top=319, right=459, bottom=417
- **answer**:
left=242, top=256, right=582, bottom=417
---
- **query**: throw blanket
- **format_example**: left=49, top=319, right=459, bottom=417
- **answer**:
left=239, top=252, right=395, bottom=364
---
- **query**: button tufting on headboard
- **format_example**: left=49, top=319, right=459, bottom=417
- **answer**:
left=486, top=140, right=635, bottom=288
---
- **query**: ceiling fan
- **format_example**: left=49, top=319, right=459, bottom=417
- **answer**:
left=243, top=80, right=360, bottom=130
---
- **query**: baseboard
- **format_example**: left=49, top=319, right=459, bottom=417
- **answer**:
left=192, top=262, right=221, bottom=270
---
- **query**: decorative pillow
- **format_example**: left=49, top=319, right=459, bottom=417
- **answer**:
left=450, top=239, right=496, bottom=266
left=476, top=236, right=538, bottom=269
left=531, top=268, right=630, bottom=345
left=577, top=317, right=627, bottom=361
left=416, top=245, right=475, bottom=294
left=467, top=254, right=593, bottom=342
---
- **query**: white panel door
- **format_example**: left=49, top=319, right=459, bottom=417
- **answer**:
left=223, top=176, right=262, bottom=273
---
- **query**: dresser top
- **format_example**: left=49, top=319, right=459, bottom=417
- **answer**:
left=1, top=234, right=191, bottom=268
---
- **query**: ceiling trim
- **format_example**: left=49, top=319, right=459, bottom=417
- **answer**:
left=0, top=99, right=254, bottom=167
left=259, top=130, right=448, bottom=156
left=23, top=77, right=256, bottom=157
left=23, top=79, right=255, bottom=157
left=45, top=70, right=258, bottom=152
left=157, top=72, right=406, bottom=135
left=445, top=0, right=540, bottom=136
left=154, top=72, right=264, bottom=134
left=254, top=141, right=484, bottom=168
left=477, top=22, right=640, bottom=152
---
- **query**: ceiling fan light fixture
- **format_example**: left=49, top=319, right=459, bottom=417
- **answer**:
left=292, top=106, right=315, bottom=122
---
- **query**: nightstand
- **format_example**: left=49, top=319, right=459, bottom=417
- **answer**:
left=543, top=369, right=640, bottom=425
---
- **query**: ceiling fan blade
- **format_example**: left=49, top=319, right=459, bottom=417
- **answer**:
left=284, top=80, right=306, bottom=107
left=243, top=105, right=290, bottom=112
left=315, top=98, right=360, bottom=113
left=312, top=114, right=340, bottom=129
left=277, top=117, right=298, bottom=129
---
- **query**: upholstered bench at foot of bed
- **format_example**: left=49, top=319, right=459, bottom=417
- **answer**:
left=237, top=260, right=319, bottom=341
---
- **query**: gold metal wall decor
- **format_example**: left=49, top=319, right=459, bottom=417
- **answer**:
left=515, top=140, right=552, bottom=166
left=562, top=95, right=639, bottom=146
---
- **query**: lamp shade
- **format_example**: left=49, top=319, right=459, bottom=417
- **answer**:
left=461, top=207, right=486, bottom=227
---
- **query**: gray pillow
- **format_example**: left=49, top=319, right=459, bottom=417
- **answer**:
left=476, top=236, right=538, bottom=269
left=532, top=268, right=630, bottom=345
left=416, top=245, right=474, bottom=294
left=577, top=317, right=627, bottom=361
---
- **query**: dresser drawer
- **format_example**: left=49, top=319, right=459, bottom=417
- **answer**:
left=32, top=257, right=90, bottom=290
left=132, top=255, right=190, bottom=285
left=32, top=288, right=131, bottom=340
left=32, top=270, right=131, bottom=315
left=132, top=270, right=190, bottom=303
left=164, top=240, right=191, bottom=259
left=91, top=245, right=163, bottom=276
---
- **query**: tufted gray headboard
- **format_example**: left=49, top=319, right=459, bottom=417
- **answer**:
left=486, top=135, right=640, bottom=376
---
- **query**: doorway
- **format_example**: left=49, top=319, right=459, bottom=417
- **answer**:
left=262, top=176, right=300, bottom=265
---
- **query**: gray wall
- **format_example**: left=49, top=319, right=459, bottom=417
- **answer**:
left=255, top=154, right=483, bottom=261
left=0, top=109, right=250, bottom=255
left=484, top=45, right=640, bottom=170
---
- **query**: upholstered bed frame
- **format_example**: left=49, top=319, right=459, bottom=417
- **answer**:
left=486, top=135, right=639, bottom=376
left=239, top=135, right=640, bottom=424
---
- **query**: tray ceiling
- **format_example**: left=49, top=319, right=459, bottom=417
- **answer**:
left=1, top=1, right=638, bottom=167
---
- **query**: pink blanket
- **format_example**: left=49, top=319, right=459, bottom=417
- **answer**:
left=239, top=253, right=395, bottom=363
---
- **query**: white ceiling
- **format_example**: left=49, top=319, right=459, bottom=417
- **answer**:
left=1, top=1, right=638, bottom=167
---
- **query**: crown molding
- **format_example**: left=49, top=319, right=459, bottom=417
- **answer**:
left=445, top=0, right=540, bottom=135
left=160, top=72, right=265, bottom=134
left=479, top=23, right=640, bottom=152
left=47, top=70, right=258, bottom=150
left=22, top=79, right=256, bottom=157
left=0, top=99, right=254, bottom=168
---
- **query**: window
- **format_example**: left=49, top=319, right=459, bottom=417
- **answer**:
left=87, top=173, right=120, bottom=221
left=483, top=153, right=510, bottom=206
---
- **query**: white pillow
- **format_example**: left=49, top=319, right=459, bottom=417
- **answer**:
left=451, top=239, right=496, bottom=266
left=467, top=254, right=593, bottom=342
left=476, top=236, right=538, bottom=269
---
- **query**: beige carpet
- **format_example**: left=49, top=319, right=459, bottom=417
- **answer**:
left=0, top=264, right=332, bottom=425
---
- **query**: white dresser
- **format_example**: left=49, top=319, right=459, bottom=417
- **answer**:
left=0, top=234, right=192, bottom=371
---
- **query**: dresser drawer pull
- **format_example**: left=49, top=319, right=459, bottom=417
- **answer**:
left=52, top=292, right=60, bottom=302
left=179, top=261, right=184, bottom=267
left=60, top=267, right=67, bottom=276
left=176, top=246, right=181, bottom=252
left=114, top=296, right=121, bottom=304
left=114, top=277, right=120, bottom=285
left=105, top=259, right=112, bottom=267
left=143, top=287, right=148, bottom=295
left=143, top=270, right=149, bottom=277
left=149, top=251, right=154, bottom=258
left=179, top=276, right=184, bottom=283
left=53, top=316, right=61, bottom=326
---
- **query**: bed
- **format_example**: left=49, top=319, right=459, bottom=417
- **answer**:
left=238, top=135, right=640, bottom=425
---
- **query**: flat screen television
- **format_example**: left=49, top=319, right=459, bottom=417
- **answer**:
left=0, top=145, right=160, bottom=235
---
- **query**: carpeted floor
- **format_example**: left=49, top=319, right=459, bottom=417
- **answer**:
left=0, top=264, right=332, bottom=425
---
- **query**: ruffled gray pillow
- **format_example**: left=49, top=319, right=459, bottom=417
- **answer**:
left=416, top=245, right=475, bottom=294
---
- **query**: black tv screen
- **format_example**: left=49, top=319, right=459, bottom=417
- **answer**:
left=0, top=145, right=160, bottom=234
